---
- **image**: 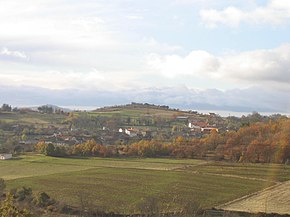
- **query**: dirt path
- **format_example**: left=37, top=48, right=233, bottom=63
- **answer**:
left=201, top=172, right=279, bottom=183
left=217, top=180, right=290, bottom=215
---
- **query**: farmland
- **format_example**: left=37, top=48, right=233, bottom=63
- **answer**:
left=2, top=154, right=290, bottom=214
left=219, top=181, right=290, bottom=214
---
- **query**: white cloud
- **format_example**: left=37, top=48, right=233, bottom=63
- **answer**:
left=0, top=69, right=106, bottom=90
left=0, top=1, right=185, bottom=77
left=125, top=15, right=144, bottom=20
left=0, top=1, right=118, bottom=51
left=147, top=44, right=290, bottom=87
left=200, top=0, right=290, bottom=28
left=1, top=42, right=290, bottom=92
left=220, top=44, right=290, bottom=83
left=0, top=63, right=145, bottom=91
left=0, top=1, right=147, bottom=74
left=200, top=7, right=245, bottom=28
left=0, top=47, right=29, bottom=60
left=143, top=37, right=182, bottom=53
left=171, top=0, right=223, bottom=6
left=147, top=50, right=219, bottom=78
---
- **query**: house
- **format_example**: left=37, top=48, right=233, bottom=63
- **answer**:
left=188, top=120, right=219, bottom=134
left=125, top=128, right=138, bottom=137
left=189, top=125, right=202, bottom=132
left=188, top=121, right=208, bottom=129
left=0, top=153, right=12, bottom=160
left=201, top=127, right=219, bottom=133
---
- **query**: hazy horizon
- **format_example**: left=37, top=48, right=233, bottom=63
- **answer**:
left=6, top=103, right=290, bottom=118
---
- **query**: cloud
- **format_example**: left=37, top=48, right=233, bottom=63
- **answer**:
left=200, top=7, right=245, bottom=28
left=200, top=0, right=290, bottom=28
left=143, top=37, right=182, bottom=53
left=147, top=43, right=290, bottom=87
left=171, top=0, right=223, bottom=6
left=220, top=44, right=290, bottom=83
left=1, top=43, right=290, bottom=92
left=2, top=43, right=287, bottom=92
left=125, top=15, right=144, bottom=20
left=147, top=50, right=219, bottom=78
left=0, top=1, right=184, bottom=77
left=0, top=47, right=29, bottom=60
left=0, top=69, right=107, bottom=90
left=0, top=1, right=119, bottom=53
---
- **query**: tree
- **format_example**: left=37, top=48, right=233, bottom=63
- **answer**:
left=34, top=141, right=47, bottom=154
left=33, top=192, right=54, bottom=208
left=21, top=134, right=27, bottom=141
left=204, top=130, right=222, bottom=151
left=44, top=143, right=56, bottom=156
left=42, top=143, right=67, bottom=157
left=1, top=104, right=12, bottom=112
left=0, top=178, right=5, bottom=196
left=0, top=193, right=33, bottom=217
left=175, top=136, right=187, bottom=146
left=15, top=187, right=33, bottom=202
left=37, top=105, right=53, bottom=114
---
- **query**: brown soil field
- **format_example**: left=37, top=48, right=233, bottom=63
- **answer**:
left=218, top=181, right=290, bottom=215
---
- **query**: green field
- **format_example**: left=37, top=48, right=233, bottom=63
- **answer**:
left=178, top=161, right=290, bottom=182
left=0, top=112, right=66, bottom=126
left=1, top=154, right=289, bottom=214
left=89, top=107, right=182, bottom=118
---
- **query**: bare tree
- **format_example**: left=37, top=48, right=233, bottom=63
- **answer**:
left=138, top=196, right=160, bottom=217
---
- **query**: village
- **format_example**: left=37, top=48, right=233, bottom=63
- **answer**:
left=0, top=103, right=234, bottom=157
left=0, top=102, right=285, bottom=160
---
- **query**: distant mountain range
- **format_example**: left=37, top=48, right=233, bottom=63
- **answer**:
left=0, top=85, right=289, bottom=114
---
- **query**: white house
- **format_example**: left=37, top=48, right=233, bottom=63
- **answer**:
left=188, top=121, right=207, bottom=129
left=0, top=153, right=12, bottom=160
left=189, top=124, right=201, bottom=132
left=125, top=128, right=138, bottom=137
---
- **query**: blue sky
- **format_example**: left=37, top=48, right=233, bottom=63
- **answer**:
left=0, top=0, right=290, bottom=112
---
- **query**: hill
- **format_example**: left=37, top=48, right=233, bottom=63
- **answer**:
left=92, top=102, right=206, bottom=119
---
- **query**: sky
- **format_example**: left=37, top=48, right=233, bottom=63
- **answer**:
left=0, top=0, right=290, bottom=113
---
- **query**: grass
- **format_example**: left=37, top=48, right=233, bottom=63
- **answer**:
left=0, top=112, right=66, bottom=126
left=181, top=161, right=290, bottom=182
left=0, top=154, right=204, bottom=180
left=7, top=167, right=264, bottom=213
left=1, top=154, right=287, bottom=213
left=89, top=106, right=195, bottom=120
